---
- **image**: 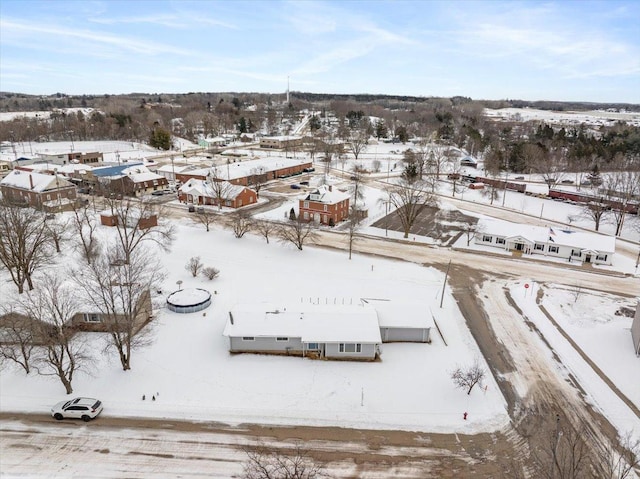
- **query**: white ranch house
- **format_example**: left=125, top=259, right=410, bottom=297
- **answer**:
left=475, top=218, right=615, bottom=265
left=223, top=301, right=434, bottom=361
left=224, top=303, right=382, bottom=360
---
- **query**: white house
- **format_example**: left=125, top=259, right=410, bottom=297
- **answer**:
left=223, top=303, right=382, bottom=361
left=475, top=218, right=615, bottom=265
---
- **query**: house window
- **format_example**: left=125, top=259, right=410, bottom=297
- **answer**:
left=307, top=342, right=319, bottom=350
left=548, top=246, right=559, bottom=253
left=339, top=343, right=362, bottom=353
left=323, top=205, right=328, bottom=212
left=304, top=212, right=309, bottom=220
left=496, top=237, right=505, bottom=245
left=83, top=313, right=101, bottom=323
left=534, top=243, right=544, bottom=251
left=242, top=337, right=255, bottom=341
left=276, top=337, right=289, bottom=342
left=303, top=201, right=309, bottom=208
left=571, top=249, right=581, bottom=257
left=482, top=235, right=493, bottom=242
left=596, top=254, right=607, bottom=261
left=323, top=215, right=327, bottom=223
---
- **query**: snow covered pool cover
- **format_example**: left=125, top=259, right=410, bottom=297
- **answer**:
left=166, top=288, right=212, bottom=313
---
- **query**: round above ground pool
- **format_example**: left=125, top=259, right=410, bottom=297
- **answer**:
left=166, top=288, right=212, bottom=313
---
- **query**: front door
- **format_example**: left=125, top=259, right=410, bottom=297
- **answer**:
left=585, top=255, right=591, bottom=263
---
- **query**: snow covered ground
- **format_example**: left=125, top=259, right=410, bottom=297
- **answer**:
left=0, top=219, right=508, bottom=434
left=510, top=281, right=640, bottom=440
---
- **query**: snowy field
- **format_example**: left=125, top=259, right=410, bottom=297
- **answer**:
left=0, top=219, right=508, bottom=434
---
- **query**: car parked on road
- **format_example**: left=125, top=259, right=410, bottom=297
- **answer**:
left=290, top=184, right=301, bottom=189
left=300, top=181, right=309, bottom=185
left=51, top=397, right=103, bottom=422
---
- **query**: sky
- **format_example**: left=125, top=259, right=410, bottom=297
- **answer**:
left=1, top=0, right=639, bottom=103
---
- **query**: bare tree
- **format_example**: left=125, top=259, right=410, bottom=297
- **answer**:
left=247, top=167, right=268, bottom=199
left=184, top=256, right=202, bottom=277
left=532, top=147, right=567, bottom=189
left=531, top=417, right=589, bottom=479
left=387, top=178, right=438, bottom=239
left=201, top=266, right=220, bottom=280
left=73, top=244, right=163, bottom=371
left=595, top=431, right=640, bottom=479
left=232, top=212, right=253, bottom=238
left=451, top=359, right=486, bottom=395
left=20, top=275, right=90, bottom=394
left=193, top=207, right=217, bottom=232
left=46, top=216, right=70, bottom=254
left=0, top=200, right=53, bottom=293
left=0, top=305, right=35, bottom=374
left=603, top=171, right=640, bottom=236
left=242, top=444, right=328, bottom=479
left=345, top=128, right=368, bottom=161
left=105, top=197, right=174, bottom=264
left=278, top=218, right=318, bottom=251
left=255, top=220, right=278, bottom=244
left=580, top=199, right=610, bottom=232
left=70, top=203, right=101, bottom=264
left=208, top=169, right=235, bottom=210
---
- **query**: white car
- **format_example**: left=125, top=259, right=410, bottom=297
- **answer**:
left=51, top=397, right=103, bottom=422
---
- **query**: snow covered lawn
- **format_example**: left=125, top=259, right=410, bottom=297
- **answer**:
left=0, top=220, right=508, bottom=433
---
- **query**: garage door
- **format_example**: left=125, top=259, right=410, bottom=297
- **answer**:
left=381, top=327, right=429, bottom=343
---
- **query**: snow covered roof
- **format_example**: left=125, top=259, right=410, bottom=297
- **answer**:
left=305, top=185, right=350, bottom=204
left=224, top=303, right=382, bottom=343
left=478, top=218, right=616, bottom=253
left=183, top=157, right=310, bottom=182
left=179, top=179, right=249, bottom=199
left=0, top=169, right=74, bottom=192
left=362, top=300, right=435, bottom=329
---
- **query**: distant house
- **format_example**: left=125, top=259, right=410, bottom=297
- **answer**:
left=259, top=135, right=303, bottom=150
left=0, top=289, right=153, bottom=340
left=299, top=185, right=350, bottom=226
left=70, top=289, right=153, bottom=334
left=178, top=179, right=257, bottom=208
left=632, top=299, right=640, bottom=357
left=475, top=218, right=615, bottom=265
left=460, top=156, right=478, bottom=168
left=119, top=166, right=169, bottom=196
left=0, top=159, right=13, bottom=179
left=0, top=169, right=77, bottom=211
left=223, top=303, right=382, bottom=361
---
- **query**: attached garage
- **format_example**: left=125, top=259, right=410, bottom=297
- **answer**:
left=363, top=300, right=433, bottom=343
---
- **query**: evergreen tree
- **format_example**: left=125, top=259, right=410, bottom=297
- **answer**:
left=149, top=127, right=171, bottom=150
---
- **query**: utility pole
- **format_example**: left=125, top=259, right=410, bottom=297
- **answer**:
left=440, top=260, right=451, bottom=308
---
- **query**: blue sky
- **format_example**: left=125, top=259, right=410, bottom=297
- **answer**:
left=1, top=0, right=639, bottom=103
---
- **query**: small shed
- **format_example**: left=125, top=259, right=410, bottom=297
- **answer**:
left=468, top=182, right=485, bottom=190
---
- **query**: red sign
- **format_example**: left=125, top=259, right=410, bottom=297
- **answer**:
left=524, top=283, right=530, bottom=289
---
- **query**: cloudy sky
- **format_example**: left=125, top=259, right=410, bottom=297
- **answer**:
left=1, top=0, right=639, bottom=103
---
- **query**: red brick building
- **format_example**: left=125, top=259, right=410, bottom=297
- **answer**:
left=0, top=169, right=77, bottom=211
left=178, top=179, right=257, bottom=208
left=299, top=185, right=350, bottom=226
